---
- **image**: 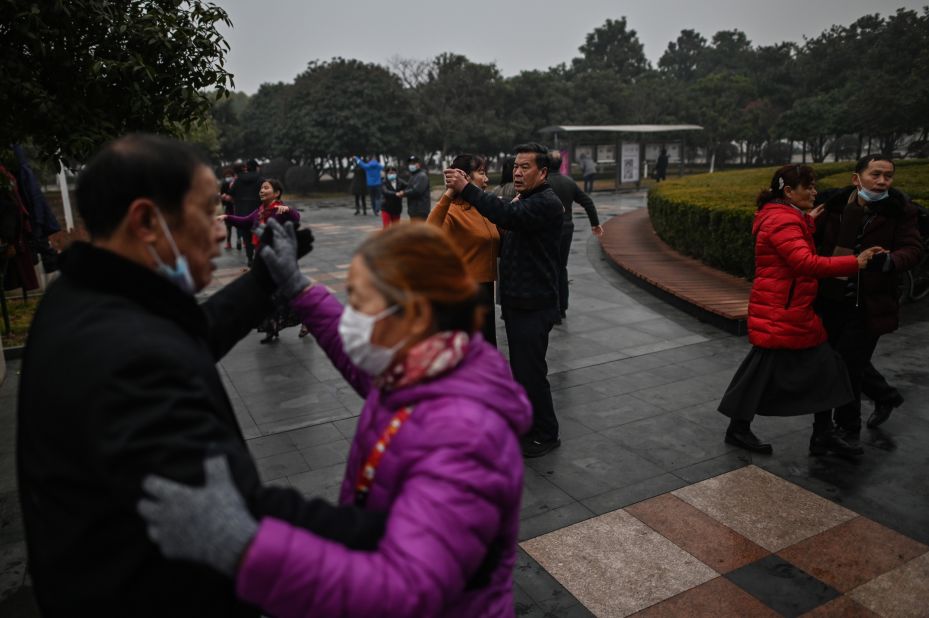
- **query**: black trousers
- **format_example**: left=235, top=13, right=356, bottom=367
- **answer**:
left=818, top=300, right=880, bottom=430
left=861, top=362, right=901, bottom=403
left=583, top=174, right=595, bottom=193
left=503, top=305, right=559, bottom=441
left=558, top=222, right=574, bottom=315
left=478, top=281, right=497, bottom=347
left=368, top=186, right=382, bottom=214
left=354, top=194, right=367, bottom=213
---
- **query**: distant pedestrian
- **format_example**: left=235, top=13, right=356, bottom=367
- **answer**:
left=354, top=154, right=384, bottom=216
left=719, top=165, right=883, bottom=456
left=219, top=164, right=237, bottom=250
left=547, top=151, right=602, bottom=321
left=351, top=160, right=367, bottom=215
left=380, top=165, right=405, bottom=228
left=444, top=143, right=563, bottom=458
left=492, top=156, right=517, bottom=201
left=655, top=148, right=669, bottom=182
left=578, top=152, right=597, bottom=193
left=398, top=155, right=431, bottom=221
left=229, top=158, right=263, bottom=265
left=428, top=154, right=501, bottom=345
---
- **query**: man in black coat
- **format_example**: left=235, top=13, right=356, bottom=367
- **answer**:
left=444, top=143, right=563, bottom=458
left=547, top=151, right=602, bottom=321
left=16, top=135, right=384, bottom=617
left=229, top=158, right=262, bottom=265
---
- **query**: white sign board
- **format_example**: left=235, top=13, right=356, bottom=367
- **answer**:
left=621, top=143, right=640, bottom=183
left=575, top=145, right=594, bottom=161
left=596, top=144, right=615, bottom=163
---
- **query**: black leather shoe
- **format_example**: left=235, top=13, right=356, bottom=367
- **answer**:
left=810, top=431, right=864, bottom=456
left=522, top=437, right=561, bottom=458
left=834, top=425, right=861, bottom=447
left=867, top=394, right=904, bottom=429
left=725, top=428, right=773, bottom=454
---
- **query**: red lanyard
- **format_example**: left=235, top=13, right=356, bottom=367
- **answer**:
left=354, top=406, right=413, bottom=507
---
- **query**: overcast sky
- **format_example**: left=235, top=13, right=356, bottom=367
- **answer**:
left=215, top=0, right=924, bottom=94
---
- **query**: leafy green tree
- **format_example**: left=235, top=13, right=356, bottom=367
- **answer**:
left=572, top=17, right=650, bottom=82
left=658, top=30, right=708, bottom=82
left=0, top=0, right=232, bottom=163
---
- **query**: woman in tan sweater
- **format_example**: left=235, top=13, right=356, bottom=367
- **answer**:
left=427, top=154, right=500, bottom=345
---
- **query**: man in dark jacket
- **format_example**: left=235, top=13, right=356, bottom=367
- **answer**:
left=815, top=155, right=923, bottom=442
left=229, top=158, right=262, bottom=265
left=444, top=143, right=563, bottom=457
left=398, top=155, right=431, bottom=220
left=548, top=151, right=602, bottom=321
left=16, top=135, right=384, bottom=617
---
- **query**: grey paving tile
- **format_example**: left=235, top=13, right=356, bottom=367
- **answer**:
left=288, top=462, right=346, bottom=503
left=601, top=412, right=734, bottom=470
left=526, top=434, right=666, bottom=501
left=513, top=548, right=588, bottom=615
left=520, top=468, right=576, bottom=521
left=630, top=375, right=723, bottom=411
left=333, top=415, right=360, bottom=440
left=560, top=394, right=665, bottom=432
left=518, top=502, right=595, bottom=542
left=672, top=451, right=753, bottom=484
left=246, top=432, right=296, bottom=459
left=255, top=450, right=309, bottom=482
left=286, top=423, right=343, bottom=449
left=299, top=438, right=349, bottom=470
left=581, top=473, right=690, bottom=515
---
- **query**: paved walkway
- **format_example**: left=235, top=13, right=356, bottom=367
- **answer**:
left=2, top=191, right=928, bottom=616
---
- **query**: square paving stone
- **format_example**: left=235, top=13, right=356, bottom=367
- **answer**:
left=799, top=596, right=880, bottom=617
left=522, top=509, right=717, bottom=617
left=672, top=465, right=857, bottom=552
left=847, top=551, right=929, bottom=618
left=626, top=494, right=769, bottom=573
left=521, top=468, right=577, bottom=521
left=254, top=450, right=309, bottom=483
left=725, top=555, right=840, bottom=617
left=777, top=516, right=928, bottom=592
left=581, top=473, right=689, bottom=516
left=527, top=434, right=666, bottom=501
left=601, top=412, right=733, bottom=470
left=299, top=438, right=349, bottom=470
left=630, top=576, right=780, bottom=617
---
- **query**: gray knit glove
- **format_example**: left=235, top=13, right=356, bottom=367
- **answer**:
left=259, top=219, right=311, bottom=301
left=137, top=455, right=258, bottom=577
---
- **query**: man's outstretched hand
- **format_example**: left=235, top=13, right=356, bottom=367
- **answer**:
left=443, top=168, right=469, bottom=194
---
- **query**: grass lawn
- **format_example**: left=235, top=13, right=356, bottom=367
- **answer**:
left=1, top=295, right=40, bottom=349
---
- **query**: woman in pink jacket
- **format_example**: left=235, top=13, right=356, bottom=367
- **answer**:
left=138, top=222, right=532, bottom=617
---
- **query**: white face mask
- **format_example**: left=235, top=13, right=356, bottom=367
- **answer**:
left=338, top=304, right=405, bottom=376
left=146, top=207, right=196, bottom=295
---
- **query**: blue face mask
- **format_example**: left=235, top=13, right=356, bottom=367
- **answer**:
left=408, top=164, right=418, bottom=173
left=146, top=208, right=196, bottom=295
left=387, top=173, right=398, bottom=181
left=858, top=186, right=888, bottom=203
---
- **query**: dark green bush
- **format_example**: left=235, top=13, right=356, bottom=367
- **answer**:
left=284, top=165, right=319, bottom=195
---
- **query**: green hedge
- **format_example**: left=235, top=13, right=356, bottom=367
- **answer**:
left=648, top=159, right=929, bottom=279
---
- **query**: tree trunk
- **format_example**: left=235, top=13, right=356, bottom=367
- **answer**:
left=856, top=133, right=863, bottom=160
left=802, top=140, right=807, bottom=163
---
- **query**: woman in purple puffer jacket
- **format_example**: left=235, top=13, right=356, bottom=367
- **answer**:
left=139, top=223, right=533, bottom=617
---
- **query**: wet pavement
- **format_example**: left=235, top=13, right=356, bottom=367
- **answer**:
left=2, top=191, right=927, bottom=616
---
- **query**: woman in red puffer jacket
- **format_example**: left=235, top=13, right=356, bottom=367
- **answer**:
left=718, top=165, right=884, bottom=457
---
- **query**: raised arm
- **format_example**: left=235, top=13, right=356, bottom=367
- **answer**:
left=459, top=183, right=561, bottom=232
left=572, top=185, right=600, bottom=227
left=767, top=221, right=860, bottom=278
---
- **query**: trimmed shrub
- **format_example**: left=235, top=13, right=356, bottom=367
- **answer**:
left=647, top=160, right=928, bottom=280
left=284, top=165, right=319, bottom=195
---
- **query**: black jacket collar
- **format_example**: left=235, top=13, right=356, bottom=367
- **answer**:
left=823, top=186, right=908, bottom=218
left=60, top=242, right=207, bottom=338
left=519, top=182, right=552, bottom=199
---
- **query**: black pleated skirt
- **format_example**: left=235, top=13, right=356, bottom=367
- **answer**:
left=718, top=343, right=854, bottom=419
